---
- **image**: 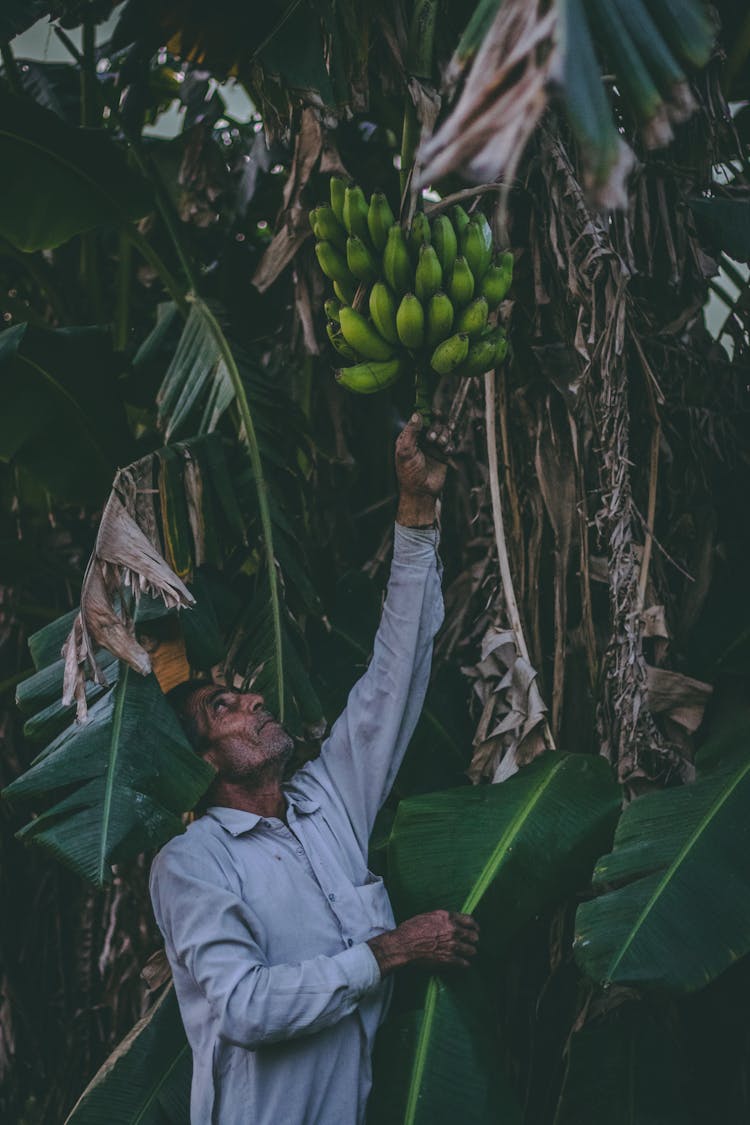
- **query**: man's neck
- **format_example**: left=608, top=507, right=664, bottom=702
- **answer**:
left=209, top=776, right=287, bottom=822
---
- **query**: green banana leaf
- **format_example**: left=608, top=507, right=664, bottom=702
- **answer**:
left=553, top=1000, right=688, bottom=1124
left=0, top=323, right=132, bottom=504
left=151, top=296, right=323, bottom=729
left=0, top=90, right=152, bottom=251
left=369, top=752, right=620, bottom=1124
left=574, top=711, right=750, bottom=992
left=4, top=664, right=213, bottom=885
left=65, top=983, right=191, bottom=1125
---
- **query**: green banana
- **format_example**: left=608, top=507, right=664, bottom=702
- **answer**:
left=333, top=278, right=357, bottom=305
left=308, top=207, right=320, bottom=233
left=329, top=176, right=347, bottom=225
left=343, top=185, right=371, bottom=244
left=456, top=296, right=489, bottom=338
left=471, top=212, right=494, bottom=274
left=369, top=281, right=399, bottom=345
left=415, top=244, right=443, bottom=303
left=324, top=298, right=342, bottom=323
left=426, top=291, right=454, bottom=346
left=450, top=204, right=471, bottom=241
left=326, top=320, right=357, bottom=361
left=462, top=218, right=492, bottom=280
left=431, top=214, right=458, bottom=274
left=367, top=192, right=395, bottom=253
left=461, top=333, right=497, bottom=376
left=481, top=252, right=514, bottom=307
left=408, top=211, right=432, bottom=262
left=336, top=357, right=405, bottom=395
left=396, top=293, right=425, bottom=350
left=313, top=204, right=347, bottom=251
left=339, top=306, right=395, bottom=361
left=315, top=241, right=356, bottom=290
left=346, top=236, right=379, bottom=284
left=447, top=256, right=475, bottom=307
left=383, top=225, right=413, bottom=296
left=494, top=331, right=508, bottom=364
left=430, top=332, right=469, bottom=375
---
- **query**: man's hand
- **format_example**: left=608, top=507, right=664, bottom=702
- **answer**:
left=395, top=414, right=452, bottom=528
left=367, top=910, right=480, bottom=976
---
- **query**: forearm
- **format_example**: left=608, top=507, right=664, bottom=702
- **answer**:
left=212, top=944, right=381, bottom=1048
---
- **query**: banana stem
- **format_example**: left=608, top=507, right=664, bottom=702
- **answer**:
left=414, top=369, right=433, bottom=424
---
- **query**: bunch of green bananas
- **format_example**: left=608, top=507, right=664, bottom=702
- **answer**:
left=311, top=177, right=513, bottom=395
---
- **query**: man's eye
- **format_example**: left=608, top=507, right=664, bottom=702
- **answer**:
left=212, top=698, right=227, bottom=713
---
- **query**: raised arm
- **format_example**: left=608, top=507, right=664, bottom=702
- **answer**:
left=293, top=416, right=450, bottom=854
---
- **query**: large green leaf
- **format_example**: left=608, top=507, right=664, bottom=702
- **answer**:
left=3, top=665, right=213, bottom=885
left=369, top=753, right=620, bottom=1124
left=66, top=983, right=190, bottom=1125
left=574, top=712, right=750, bottom=992
left=0, top=323, right=132, bottom=503
left=0, top=90, right=152, bottom=251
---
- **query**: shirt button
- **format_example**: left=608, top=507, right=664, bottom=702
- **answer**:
left=328, top=893, right=336, bottom=902
left=296, top=847, right=304, bottom=856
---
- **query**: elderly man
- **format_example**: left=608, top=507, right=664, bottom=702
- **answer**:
left=149, top=414, right=479, bottom=1125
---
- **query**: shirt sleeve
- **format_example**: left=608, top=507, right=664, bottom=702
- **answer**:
left=296, top=524, right=444, bottom=854
left=150, top=845, right=381, bottom=1050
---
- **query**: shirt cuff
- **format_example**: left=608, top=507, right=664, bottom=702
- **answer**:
left=393, top=522, right=440, bottom=563
left=338, top=942, right=382, bottom=996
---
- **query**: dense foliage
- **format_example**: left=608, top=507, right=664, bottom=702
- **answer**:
left=1, top=1, right=750, bottom=1122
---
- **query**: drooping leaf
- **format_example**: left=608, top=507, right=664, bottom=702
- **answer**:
left=553, top=1000, right=689, bottom=1125
left=574, top=711, right=750, bottom=992
left=4, top=665, right=213, bottom=886
left=0, top=323, right=132, bottom=504
left=65, top=983, right=191, bottom=1125
left=0, top=90, right=152, bottom=251
left=370, top=752, right=620, bottom=1124
left=152, top=295, right=320, bottom=723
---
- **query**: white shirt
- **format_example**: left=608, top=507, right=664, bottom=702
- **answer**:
left=150, top=525, right=444, bottom=1124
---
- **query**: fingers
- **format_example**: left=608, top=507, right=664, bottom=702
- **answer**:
left=396, top=413, right=423, bottom=461
left=423, top=421, right=456, bottom=457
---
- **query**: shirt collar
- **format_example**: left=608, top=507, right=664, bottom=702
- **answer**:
left=206, top=792, right=320, bottom=836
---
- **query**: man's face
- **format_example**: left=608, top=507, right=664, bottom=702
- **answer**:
left=186, top=685, right=294, bottom=783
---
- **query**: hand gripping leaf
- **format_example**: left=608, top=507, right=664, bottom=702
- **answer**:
left=369, top=752, right=620, bottom=1124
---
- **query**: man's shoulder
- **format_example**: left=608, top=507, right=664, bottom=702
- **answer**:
left=150, top=814, right=231, bottom=885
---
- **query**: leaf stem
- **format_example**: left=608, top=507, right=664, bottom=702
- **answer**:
left=123, top=227, right=189, bottom=315
left=192, top=299, right=285, bottom=720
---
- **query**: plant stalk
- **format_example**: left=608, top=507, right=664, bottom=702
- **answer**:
left=484, top=369, right=554, bottom=748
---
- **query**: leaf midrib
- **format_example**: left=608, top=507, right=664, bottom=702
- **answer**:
left=192, top=299, right=285, bottom=721
left=403, top=755, right=565, bottom=1124
left=605, top=759, right=750, bottom=980
left=97, top=664, right=128, bottom=884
